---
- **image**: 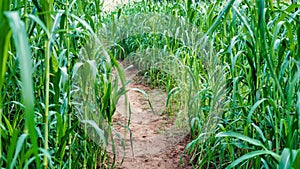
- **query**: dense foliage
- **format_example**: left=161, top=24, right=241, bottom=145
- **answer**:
left=0, top=0, right=299, bottom=169
left=0, top=0, right=125, bottom=168
left=113, top=0, right=300, bottom=168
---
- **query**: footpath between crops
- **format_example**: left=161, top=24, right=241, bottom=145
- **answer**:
left=111, top=61, right=192, bottom=169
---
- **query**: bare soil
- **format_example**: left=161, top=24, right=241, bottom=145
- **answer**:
left=111, top=62, right=192, bottom=169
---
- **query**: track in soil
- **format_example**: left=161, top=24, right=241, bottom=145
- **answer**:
left=111, top=62, right=192, bottom=169
left=102, top=2, right=192, bottom=168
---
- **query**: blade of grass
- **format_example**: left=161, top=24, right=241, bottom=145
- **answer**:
left=0, top=0, right=12, bottom=163
left=205, top=0, right=235, bottom=35
left=226, top=150, right=280, bottom=169
left=5, top=11, right=40, bottom=167
left=10, top=134, right=28, bottom=169
left=216, top=131, right=266, bottom=149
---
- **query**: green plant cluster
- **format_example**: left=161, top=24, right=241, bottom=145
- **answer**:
left=110, top=0, right=300, bottom=168
left=0, top=0, right=128, bottom=168
left=0, top=0, right=300, bottom=169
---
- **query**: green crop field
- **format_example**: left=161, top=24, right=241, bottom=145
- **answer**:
left=0, top=0, right=299, bottom=168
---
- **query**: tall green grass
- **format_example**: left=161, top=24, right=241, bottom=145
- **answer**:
left=0, top=1, right=11, bottom=165
left=0, top=0, right=129, bottom=168
left=1, top=0, right=300, bottom=168
left=107, top=0, right=300, bottom=168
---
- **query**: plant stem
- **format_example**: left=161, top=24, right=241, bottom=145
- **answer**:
left=44, top=40, right=51, bottom=169
left=42, top=0, right=53, bottom=167
left=0, top=100, right=2, bottom=165
left=24, top=0, right=28, bottom=27
left=66, top=0, right=73, bottom=168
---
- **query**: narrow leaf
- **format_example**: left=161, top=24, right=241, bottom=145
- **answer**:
left=216, top=131, right=265, bottom=148
left=5, top=11, right=40, bottom=167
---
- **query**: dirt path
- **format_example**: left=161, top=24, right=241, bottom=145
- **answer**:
left=110, top=62, right=192, bottom=169
left=102, top=2, right=192, bottom=168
